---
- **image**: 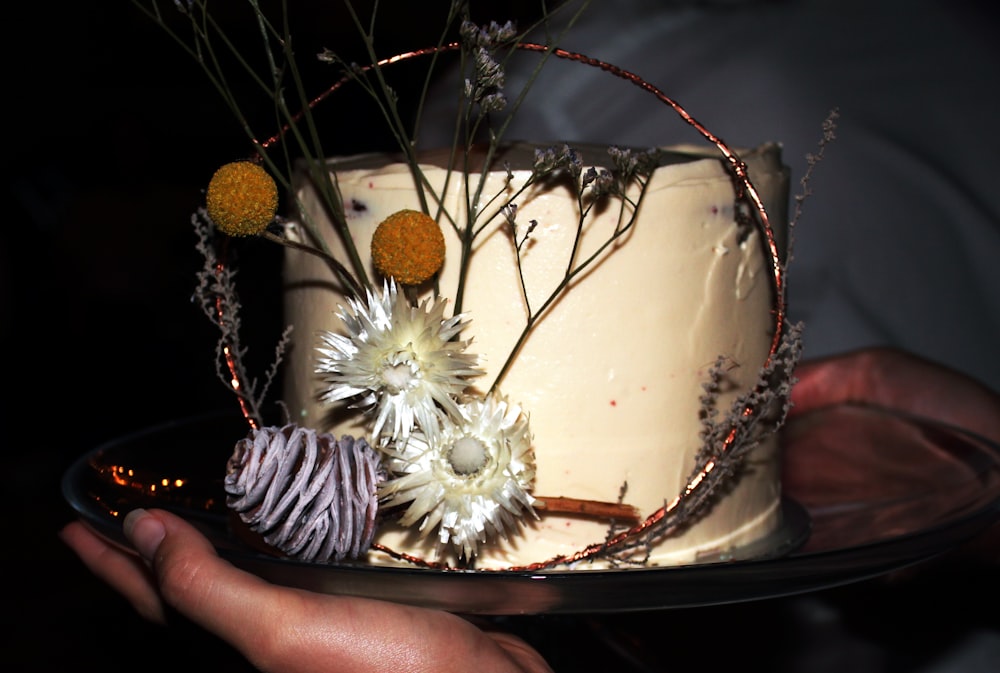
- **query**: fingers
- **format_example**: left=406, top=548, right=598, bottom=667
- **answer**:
left=790, top=347, right=906, bottom=414
left=58, top=520, right=167, bottom=623
left=791, top=347, right=1000, bottom=443
left=63, top=509, right=553, bottom=672
left=485, top=631, right=556, bottom=673
left=126, top=509, right=552, bottom=673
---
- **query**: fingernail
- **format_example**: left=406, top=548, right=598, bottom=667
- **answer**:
left=123, top=509, right=166, bottom=562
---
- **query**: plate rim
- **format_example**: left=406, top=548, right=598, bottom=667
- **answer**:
left=61, top=404, right=1000, bottom=614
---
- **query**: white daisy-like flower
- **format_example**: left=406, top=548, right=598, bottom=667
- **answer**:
left=315, top=280, right=483, bottom=446
left=379, top=393, right=537, bottom=560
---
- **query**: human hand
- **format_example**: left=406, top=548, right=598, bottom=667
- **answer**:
left=788, top=346, right=1000, bottom=566
left=790, top=346, right=1000, bottom=445
left=59, top=510, right=553, bottom=673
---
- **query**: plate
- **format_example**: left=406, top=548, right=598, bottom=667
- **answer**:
left=61, top=403, right=1000, bottom=615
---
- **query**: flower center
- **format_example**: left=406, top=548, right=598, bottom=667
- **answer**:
left=381, top=349, right=419, bottom=394
left=448, top=436, right=489, bottom=475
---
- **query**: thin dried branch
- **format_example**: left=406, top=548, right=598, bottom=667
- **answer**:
left=192, top=208, right=291, bottom=427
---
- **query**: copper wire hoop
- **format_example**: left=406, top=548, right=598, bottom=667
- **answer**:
left=225, top=40, right=789, bottom=571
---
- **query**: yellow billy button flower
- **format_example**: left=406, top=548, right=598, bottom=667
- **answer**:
left=206, top=161, right=279, bottom=236
left=371, top=209, right=445, bottom=285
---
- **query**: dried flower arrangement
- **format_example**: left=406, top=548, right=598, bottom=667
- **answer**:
left=136, top=0, right=811, bottom=571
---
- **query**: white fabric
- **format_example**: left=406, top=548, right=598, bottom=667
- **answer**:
left=421, top=0, right=1000, bottom=390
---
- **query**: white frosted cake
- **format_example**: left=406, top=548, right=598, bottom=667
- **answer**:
left=269, top=142, right=792, bottom=570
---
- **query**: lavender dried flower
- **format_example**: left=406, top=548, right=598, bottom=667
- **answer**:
left=464, top=46, right=507, bottom=112
left=460, top=19, right=518, bottom=49
left=533, top=144, right=582, bottom=177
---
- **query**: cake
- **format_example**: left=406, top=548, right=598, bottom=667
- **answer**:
left=255, top=141, right=792, bottom=571
left=173, top=4, right=802, bottom=572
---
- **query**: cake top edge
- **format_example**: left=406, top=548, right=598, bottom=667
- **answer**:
left=307, top=141, right=785, bottom=175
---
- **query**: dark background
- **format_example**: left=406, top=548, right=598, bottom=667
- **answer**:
left=5, top=2, right=998, bottom=672
left=5, top=3, right=461, bottom=670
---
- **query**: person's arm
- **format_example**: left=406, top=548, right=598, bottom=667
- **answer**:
left=59, top=510, right=553, bottom=673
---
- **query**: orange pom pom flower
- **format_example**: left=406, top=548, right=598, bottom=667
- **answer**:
left=206, top=161, right=279, bottom=236
left=371, top=209, right=446, bottom=285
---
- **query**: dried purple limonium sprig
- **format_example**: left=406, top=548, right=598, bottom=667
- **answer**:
left=225, top=424, right=386, bottom=562
left=192, top=207, right=291, bottom=429
left=789, top=108, right=839, bottom=261
left=459, top=20, right=516, bottom=122
left=532, top=143, right=582, bottom=174
left=599, top=321, right=805, bottom=567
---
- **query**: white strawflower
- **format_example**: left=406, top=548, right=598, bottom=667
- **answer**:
left=379, top=393, right=537, bottom=559
left=315, top=280, right=483, bottom=446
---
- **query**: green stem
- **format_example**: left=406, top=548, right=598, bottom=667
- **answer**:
left=489, top=165, right=652, bottom=393
left=261, top=230, right=365, bottom=299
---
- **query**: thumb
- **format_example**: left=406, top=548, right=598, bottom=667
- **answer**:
left=123, top=509, right=282, bottom=650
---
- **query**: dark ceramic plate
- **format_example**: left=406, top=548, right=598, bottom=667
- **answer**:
left=62, top=403, right=1000, bottom=615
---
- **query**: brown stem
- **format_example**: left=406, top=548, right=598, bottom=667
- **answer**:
left=533, top=495, right=640, bottom=523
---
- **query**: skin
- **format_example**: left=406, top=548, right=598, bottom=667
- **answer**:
left=59, top=347, right=1000, bottom=671
left=790, top=347, right=1000, bottom=444
left=59, top=510, right=553, bottom=673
